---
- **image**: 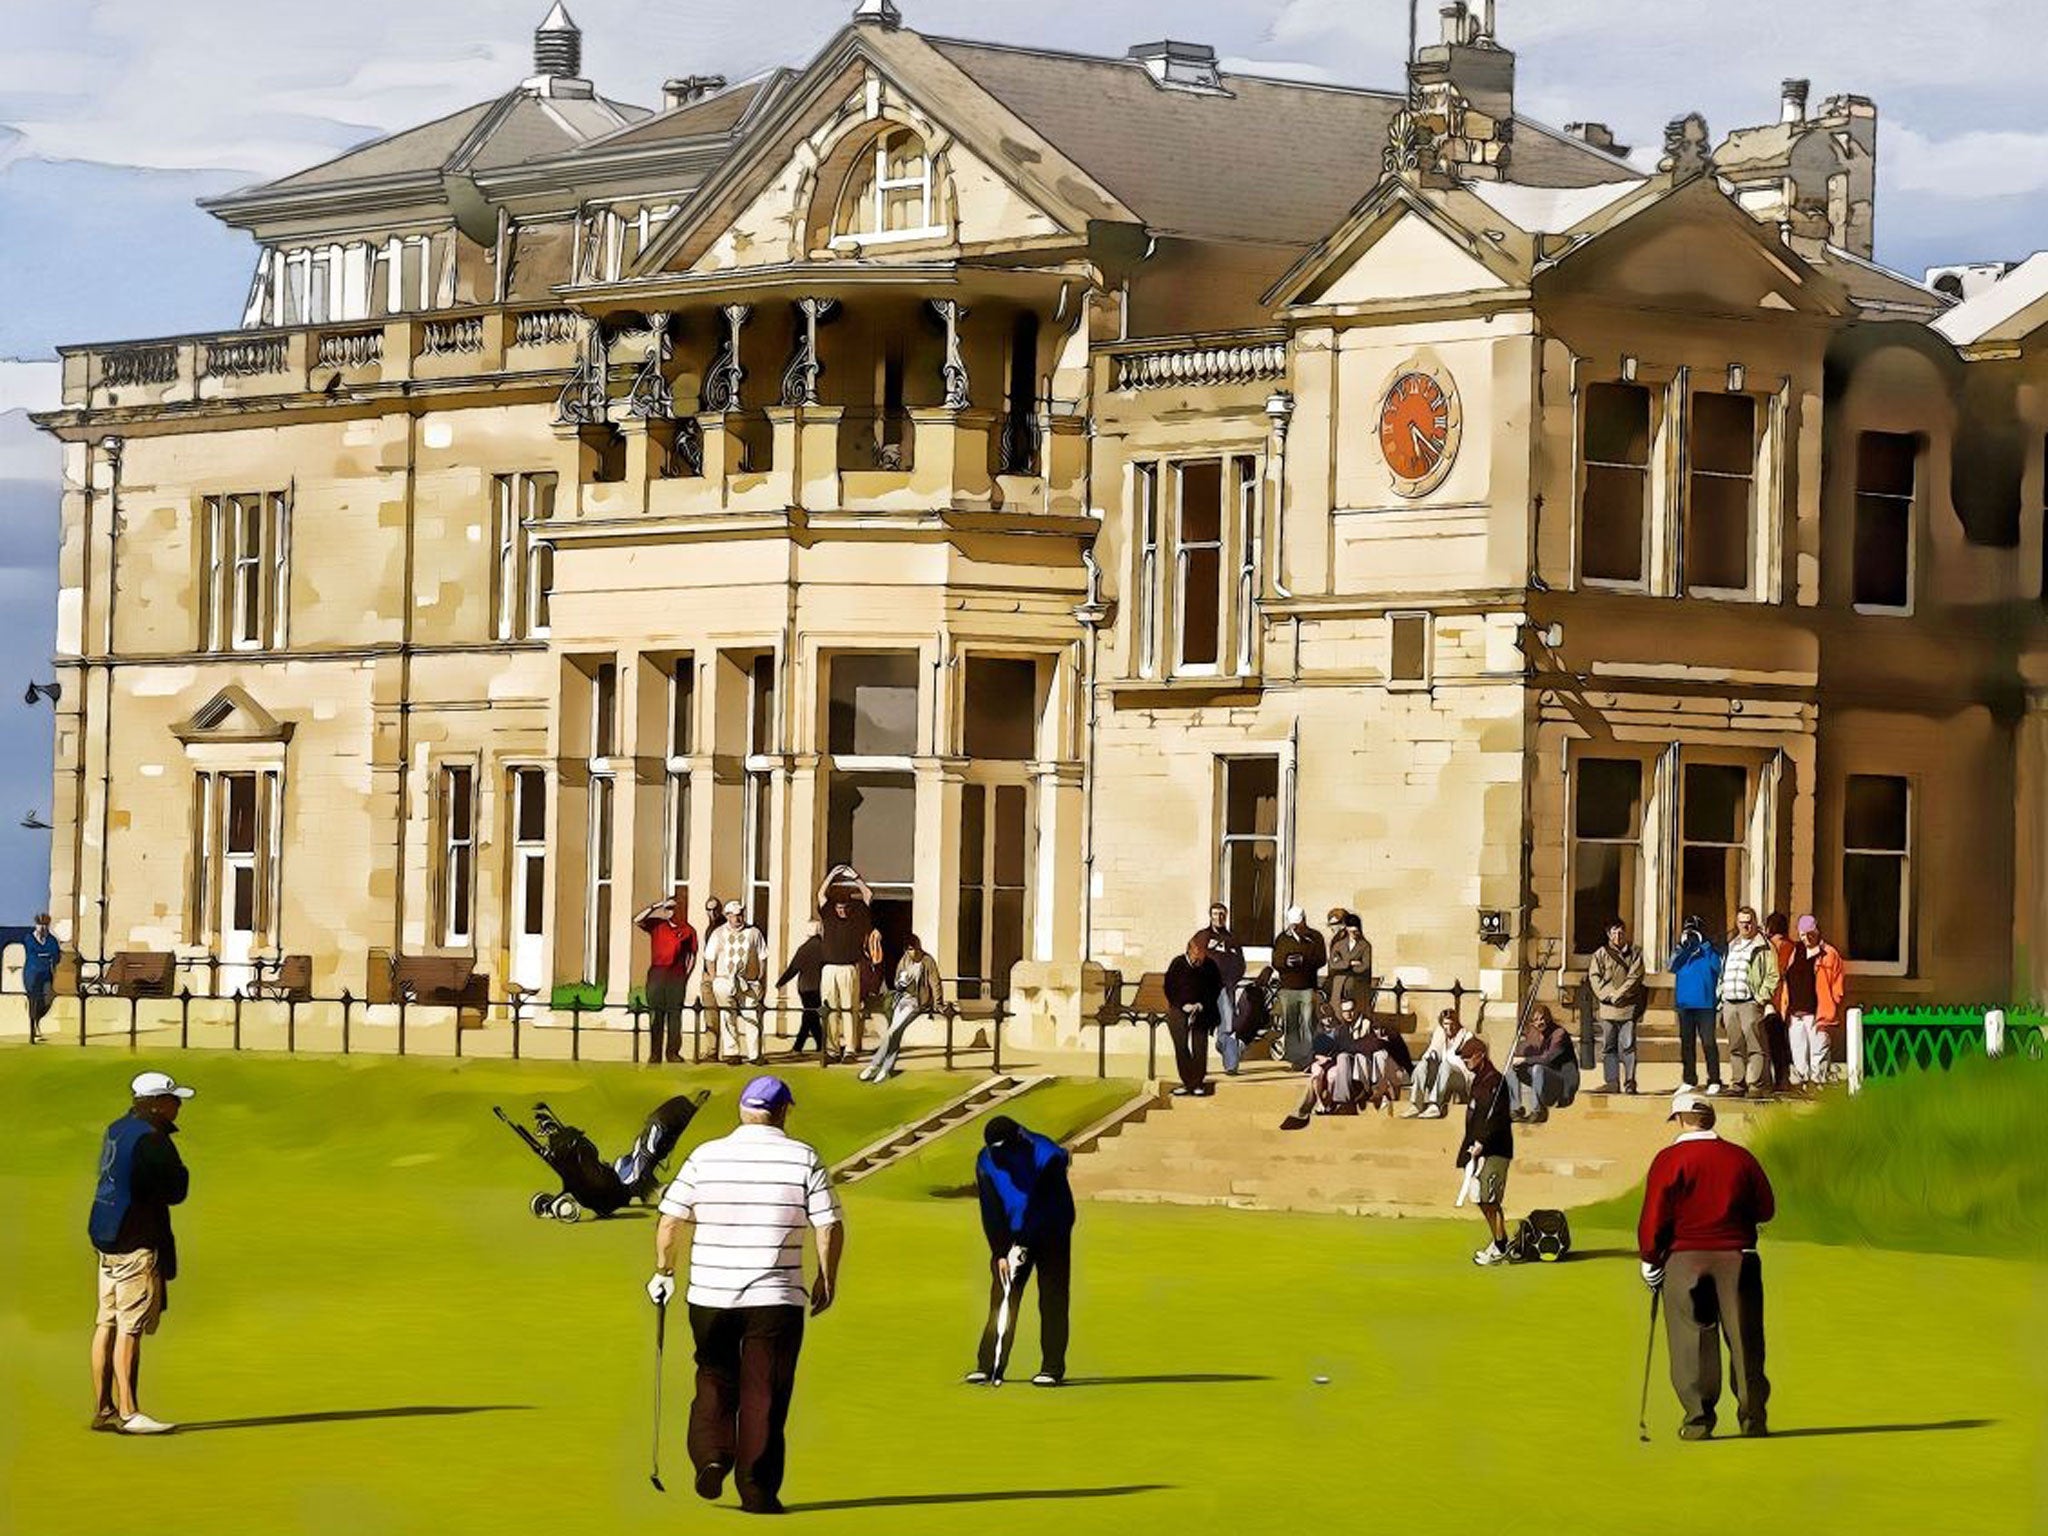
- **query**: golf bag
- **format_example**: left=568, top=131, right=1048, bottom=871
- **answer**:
left=1507, top=1208, right=1573, bottom=1263
left=496, top=1091, right=707, bottom=1220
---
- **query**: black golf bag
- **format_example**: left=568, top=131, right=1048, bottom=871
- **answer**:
left=1508, top=1208, right=1573, bottom=1263
left=496, top=1091, right=707, bottom=1220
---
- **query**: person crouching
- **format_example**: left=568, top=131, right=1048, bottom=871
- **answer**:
left=1457, top=1035, right=1515, bottom=1267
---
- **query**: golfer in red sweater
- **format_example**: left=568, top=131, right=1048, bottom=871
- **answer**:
left=1637, top=1088, right=1776, bottom=1440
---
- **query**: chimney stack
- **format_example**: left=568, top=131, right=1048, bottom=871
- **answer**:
left=663, top=75, right=728, bottom=110
left=1780, top=78, right=1809, bottom=123
left=534, top=3, right=582, bottom=79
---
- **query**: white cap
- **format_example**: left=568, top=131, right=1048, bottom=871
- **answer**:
left=1668, top=1088, right=1711, bottom=1120
left=131, top=1070, right=195, bottom=1100
left=1285, top=905, right=1307, bottom=925
left=723, top=900, right=743, bottom=915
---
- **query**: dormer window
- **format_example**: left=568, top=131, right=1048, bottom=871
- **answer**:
left=832, top=128, right=941, bottom=247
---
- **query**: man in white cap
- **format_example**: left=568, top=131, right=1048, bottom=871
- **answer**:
left=86, top=1070, right=195, bottom=1434
left=1638, top=1088, right=1776, bottom=1440
left=704, top=901, right=769, bottom=1065
left=1269, top=906, right=1327, bottom=1069
left=649, top=1076, right=844, bottom=1516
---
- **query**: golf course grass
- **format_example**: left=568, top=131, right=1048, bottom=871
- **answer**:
left=2, top=1048, right=2041, bottom=1535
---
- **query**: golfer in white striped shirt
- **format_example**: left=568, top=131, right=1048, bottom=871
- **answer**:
left=648, top=1076, right=844, bottom=1516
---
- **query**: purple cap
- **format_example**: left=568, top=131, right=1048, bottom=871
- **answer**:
left=739, top=1075, right=793, bottom=1112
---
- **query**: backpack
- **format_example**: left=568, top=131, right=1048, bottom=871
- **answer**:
left=1508, top=1209, right=1573, bottom=1263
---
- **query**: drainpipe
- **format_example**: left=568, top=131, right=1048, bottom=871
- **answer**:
left=96, top=436, right=124, bottom=967
left=1075, top=548, right=1108, bottom=967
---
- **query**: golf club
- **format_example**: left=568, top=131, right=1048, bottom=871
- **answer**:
left=989, top=1247, right=1023, bottom=1384
left=650, top=1299, right=668, bottom=1492
left=1637, top=1286, right=1662, bottom=1443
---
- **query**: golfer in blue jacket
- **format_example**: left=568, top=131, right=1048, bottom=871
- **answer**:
left=968, top=1115, right=1074, bottom=1387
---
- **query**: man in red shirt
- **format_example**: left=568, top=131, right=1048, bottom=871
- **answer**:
left=1638, top=1089, right=1775, bottom=1440
left=635, top=887, right=699, bottom=1066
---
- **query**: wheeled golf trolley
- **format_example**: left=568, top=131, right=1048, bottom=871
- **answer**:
left=494, top=1090, right=707, bottom=1222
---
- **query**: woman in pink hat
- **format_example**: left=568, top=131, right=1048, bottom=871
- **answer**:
left=1780, top=916, right=1845, bottom=1089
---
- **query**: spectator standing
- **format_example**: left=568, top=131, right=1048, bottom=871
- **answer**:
left=1783, top=916, right=1846, bottom=1090
left=1457, top=1036, right=1515, bottom=1266
left=705, top=902, right=770, bottom=1065
left=1270, top=907, right=1326, bottom=1069
left=969, top=1116, right=1075, bottom=1388
left=635, top=889, right=700, bottom=1067
left=860, top=934, right=943, bottom=1082
left=1409, top=1007, right=1474, bottom=1119
left=1670, top=916, right=1724, bottom=1093
left=1202, top=904, right=1247, bottom=1075
left=1637, top=1090, right=1775, bottom=1440
left=23, top=912, right=62, bottom=1044
left=1508, top=1003, right=1579, bottom=1122
left=1589, top=920, right=1647, bottom=1095
left=87, top=1070, right=195, bottom=1435
left=816, top=866, right=882, bottom=1062
left=1162, top=931, right=1222, bottom=1097
left=775, top=920, right=829, bottom=1058
left=1718, top=907, right=1779, bottom=1099
left=1762, top=912, right=1796, bottom=1094
left=648, top=1077, right=844, bottom=1516
left=1324, top=910, right=1374, bottom=1012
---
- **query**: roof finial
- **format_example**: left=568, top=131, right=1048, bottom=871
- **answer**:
left=853, top=0, right=902, bottom=28
left=534, top=3, right=583, bottom=78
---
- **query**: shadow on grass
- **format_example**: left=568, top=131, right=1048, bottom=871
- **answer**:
left=176, top=1405, right=534, bottom=1434
left=1569, top=1247, right=1637, bottom=1262
left=1057, top=1374, right=1269, bottom=1388
left=1721, top=1419, right=1995, bottom=1441
left=787, top=1484, right=1169, bottom=1513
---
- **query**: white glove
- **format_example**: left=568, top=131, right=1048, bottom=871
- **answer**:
left=648, top=1271, right=676, bottom=1306
left=1640, top=1261, right=1664, bottom=1291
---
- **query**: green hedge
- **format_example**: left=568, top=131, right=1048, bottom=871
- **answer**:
left=548, top=982, right=646, bottom=1010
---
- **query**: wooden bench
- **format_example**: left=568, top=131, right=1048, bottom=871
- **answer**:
left=95, top=951, right=175, bottom=999
left=250, top=954, right=313, bottom=1002
left=385, top=955, right=489, bottom=1010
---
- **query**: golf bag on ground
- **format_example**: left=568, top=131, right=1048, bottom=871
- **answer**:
left=495, top=1091, right=707, bottom=1220
left=1507, top=1208, right=1573, bottom=1263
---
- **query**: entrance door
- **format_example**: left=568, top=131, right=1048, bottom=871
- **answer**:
left=509, top=768, right=548, bottom=992
left=217, top=771, right=262, bottom=994
left=957, top=780, right=1029, bottom=999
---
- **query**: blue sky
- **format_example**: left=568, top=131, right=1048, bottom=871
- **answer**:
left=1, top=0, right=2046, bottom=913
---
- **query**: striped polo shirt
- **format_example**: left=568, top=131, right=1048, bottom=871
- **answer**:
left=659, top=1123, right=842, bottom=1309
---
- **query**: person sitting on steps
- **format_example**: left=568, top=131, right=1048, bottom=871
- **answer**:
left=1409, top=1007, right=1474, bottom=1119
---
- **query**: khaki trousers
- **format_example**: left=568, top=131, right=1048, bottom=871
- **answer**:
left=820, top=964, right=864, bottom=1053
left=1719, top=1001, right=1767, bottom=1090
left=1664, top=1249, right=1770, bottom=1436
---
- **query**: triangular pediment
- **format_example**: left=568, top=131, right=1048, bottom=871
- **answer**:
left=633, top=26, right=1136, bottom=278
left=171, top=685, right=294, bottom=746
left=1270, top=182, right=1530, bottom=312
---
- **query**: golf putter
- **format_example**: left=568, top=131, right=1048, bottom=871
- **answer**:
left=650, top=1300, right=668, bottom=1491
left=1637, top=1287, right=1661, bottom=1443
left=990, top=1252, right=1022, bottom=1385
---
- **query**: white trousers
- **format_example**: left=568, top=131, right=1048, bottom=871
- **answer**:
left=711, top=978, right=765, bottom=1062
left=1788, top=1012, right=1829, bottom=1084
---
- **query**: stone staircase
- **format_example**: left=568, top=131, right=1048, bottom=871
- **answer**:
left=1070, top=1071, right=1795, bottom=1218
left=831, top=1073, right=1050, bottom=1184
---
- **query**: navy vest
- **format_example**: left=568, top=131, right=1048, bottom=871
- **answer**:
left=87, top=1114, right=158, bottom=1252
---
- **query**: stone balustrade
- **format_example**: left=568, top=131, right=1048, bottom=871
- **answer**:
left=1112, top=339, right=1288, bottom=392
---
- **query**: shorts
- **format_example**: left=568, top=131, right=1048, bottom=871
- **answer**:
left=1475, top=1155, right=1511, bottom=1206
left=95, top=1248, right=165, bottom=1336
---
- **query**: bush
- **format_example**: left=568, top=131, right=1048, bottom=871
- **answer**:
left=548, top=982, right=646, bottom=1010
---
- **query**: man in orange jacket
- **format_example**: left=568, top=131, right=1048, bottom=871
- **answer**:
left=1779, top=915, right=1846, bottom=1090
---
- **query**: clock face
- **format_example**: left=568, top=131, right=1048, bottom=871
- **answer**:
left=1378, top=368, right=1461, bottom=497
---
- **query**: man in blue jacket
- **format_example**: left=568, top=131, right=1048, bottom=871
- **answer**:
left=968, top=1115, right=1074, bottom=1387
left=87, top=1070, right=194, bottom=1435
left=1670, top=915, right=1726, bottom=1094
left=24, top=912, right=62, bottom=1043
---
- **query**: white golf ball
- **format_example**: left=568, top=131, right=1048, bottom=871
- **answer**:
left=1313, top=1375, right=1331, bottom=1385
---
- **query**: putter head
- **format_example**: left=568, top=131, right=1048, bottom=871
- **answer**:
left=651, top=1475, right=666, bottom=1492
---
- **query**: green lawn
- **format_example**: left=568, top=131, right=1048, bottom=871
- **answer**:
left=2, top=1049, right=2042, bottom=1535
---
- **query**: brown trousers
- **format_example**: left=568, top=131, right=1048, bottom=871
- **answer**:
left=1664, top=1249, right=1770, bottom=1435
left=688, top=1304, right=806, bottom=1507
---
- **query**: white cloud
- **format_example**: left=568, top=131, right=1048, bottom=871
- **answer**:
left=1890, top=125, right=2048, bottom=201
left=0, top=362, right=59, bottom=417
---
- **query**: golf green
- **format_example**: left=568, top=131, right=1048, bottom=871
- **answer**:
left=2, top=1050, right=2040, bottom=1534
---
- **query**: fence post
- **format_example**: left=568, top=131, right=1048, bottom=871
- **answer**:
left=630, top=999, right=644, bottom=1065
left=1146, top=1014, right=1159, bottom=1081
left=397, top=993, right=408, bottom=1057
left=1846, top=1006, right=1864, bottom=1095
left=1985, top=1007, right=2007, bottom=1059
left=341, top=989, right=354, bottom=1055
left=454, top=999, right=465, bottom=1059
left=690, top=1001, right=702, bottom=1063
left=992, top=999, right=1004, bottom=1075
left=1098, top=1019, right=1108, bottom=1079
left=286, top=995, right=297, bottom=1054
left=79, top=987, right=89, bottom=1048
left=571, top=999, right=582, bottom=1063
left=510, top=993, right=523, bottom=1061
left=943, top=1005, right=955, bottom=1072
left=128, top=993, right=139, bottom=1051
left=232, top=989, right=243, bottom=1051
left=178, top=987, right=191, bottom=1049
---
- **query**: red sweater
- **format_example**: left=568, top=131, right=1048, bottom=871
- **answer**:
left=1637, top=1134, right=1776, bottom=1263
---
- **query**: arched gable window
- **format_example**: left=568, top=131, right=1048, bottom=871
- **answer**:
left=832, top=127, right=941, bottom=246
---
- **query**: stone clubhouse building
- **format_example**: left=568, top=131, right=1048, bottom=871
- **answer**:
left=33, top=1, right=2048, bottom=1040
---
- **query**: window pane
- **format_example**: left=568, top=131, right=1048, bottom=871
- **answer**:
left=231, top=867, right=256, bottom=931
left=1571, top=844, right=1634, bottom=954
left=1581, top=465, right=1647, bottom=583
left=593, top=663, right=617, bottom=757
left=1857, top=431, right=1916, bottom=498
left=750, top=655, right=775, bottom=754
left=448, top=767, right=473, bottom=835
left=1180, top=462, right=1223, bottom=545
left=993, top=785, right=1027, bottom=887
left=451, top=853, right=472, bottom=935
left=1226, top=839, right=1277, bottom=940
left=827, top=773, right=916, bottom=886
left=956, top=888, right=985, bottom=997
left=829, top=652, right=920, bottom=756
left=515, top=769, right=546, bottom=842
left=1686, top=474, right=1753, bottom=591
left=1181, top=548, right=1222, bottom=666
left=1584, top=382, right=1651, bottom=466
left=1854, top=495, right=1911, bottom=607
left=1390, top=614, right=1429, bottom=683
left=1844, top=774, right=1908, bottom=852
left=1679, top=845, right=1740, bottom=935
left=1682, top=763, right=1745, bottom=843
left=671, top=659, right=696, bottom=756
left=226, top=774, right=258, bottom=853
left=1692, top=392, right=1756, bottom=476
left=523, top=859, right=545, bottom=935
left=1225, top=758, right=1280, bottom=836
left=960, top=784, right=986, bottom=885
left=963, top=658, right=1038, bottom=760
left=990, top=888, right=1025, bottom=999
left=1574, top=758, right=1642, bottom=841
left=1844, top=853, right=1904, bottom=963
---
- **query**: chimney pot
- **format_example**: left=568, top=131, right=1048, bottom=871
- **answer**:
left=663, top=74, right=728, bottom=110
left=1440, top=3, right=1470, bottom=46
left=1781, top=77, right=1809, bottom=123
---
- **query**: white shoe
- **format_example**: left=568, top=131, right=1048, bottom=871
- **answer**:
left=1423, top=1105, right=1446, bottom=1119
left=118, top=1413, right=176, bottom=1435
left=1705, top=1083, right=1723, bottom=1096
left=1472, top=1244, right=1508, bottom=1267
left=963, top=1370, right=990, bottom=1385
left=1677, top=1082, right=1697, bottom=1093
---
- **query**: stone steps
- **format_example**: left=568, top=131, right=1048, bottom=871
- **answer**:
left=832, top=1073, right=1049, bottom=1183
